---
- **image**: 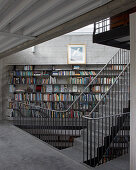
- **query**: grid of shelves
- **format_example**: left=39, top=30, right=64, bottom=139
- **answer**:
left=8, top=65, right=119, bottom=112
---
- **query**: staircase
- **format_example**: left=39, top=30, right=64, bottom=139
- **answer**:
left=83, top=63, right=130, bottom=167
left=11, top=49, right=130, bottom=167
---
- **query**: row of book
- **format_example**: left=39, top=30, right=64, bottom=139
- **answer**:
left=68, top=77, right=91, bottom=84
left=52, top=70, right=96, bottom=76
left=10, top=85, right=109, bottom=95
left=14, top=93, right=74, bottom=102
left=24, top=65, right=33, bottom=71
left=42, top=85, right=68, bottom=93
left=9, top=84, right=91, bottom=93
left=52, top=71, right=76, bottom=76
left=10, top=71, right=50, bottom=77
left=43, top=94, right=75, bottom=102
left=9, top=77, right=57, bottom=85
left=37, top=77, right=57, bottom=84
left=14, top=93, right=100, bottom=102
left=80, top=71, right=96, bottom=76
left=9, top=101, right=89, bottom=113
left=10, top=70, right=97, bottom=77
left=92, top=86, right=109, bottom=92
left=9, top=99, right=95, bottom=118
left=110, top=65, right=125, bottom=70
left=96, top=77, right=115, bottom=84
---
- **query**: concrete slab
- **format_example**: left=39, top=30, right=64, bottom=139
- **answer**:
left=0, top=121, right=129, bottom=170
left=0, top=122, right=89, bottom=170
left=95, top=154, right=130, bottom=170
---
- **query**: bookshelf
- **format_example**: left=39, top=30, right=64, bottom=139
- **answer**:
left=8, top=64, right=120, bottom=115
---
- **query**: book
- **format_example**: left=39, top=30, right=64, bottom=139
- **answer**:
left=73, top=85, right=77, bottom=92
left=60, top=85, right=65, bottom=92
left=64, top=85, right=68, bottom=92
left=73, top=66, right=80, bottom=70
left=36, top=85, right=41, bottom=92
left=9, top=85, right=15, bottom=93
left=46, top=85, right=53, bottom=92
left=54, top=85, right=59, bottom=92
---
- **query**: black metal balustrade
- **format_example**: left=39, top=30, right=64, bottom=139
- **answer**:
left=94, top=18, right=110, bottom=34
left=93, top=16, right=129, bottom=35
left=10, top=49, right=130, bottom=166
left=93, top=16, right=130, bottom=49
left=13, top=104, right=86, bottom=149
left=82, top=63, right=130, bottom=167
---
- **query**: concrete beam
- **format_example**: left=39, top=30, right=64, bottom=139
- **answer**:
left=0, top=31, right=35, bottom=40
left=0, top=0, right=136, bottom=58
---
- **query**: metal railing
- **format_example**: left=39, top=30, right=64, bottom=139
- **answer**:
left=12, top=102, right=86, bottom=149
left=11, top=49, right=130, bottom=160
left=94, top=15, right=129, bottom=35
left=82, top=63, right=130, bottom=166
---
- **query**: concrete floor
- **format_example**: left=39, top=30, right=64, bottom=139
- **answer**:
left=0, top=122, right=89, bottom=170
left=95, top=154, right=129, bottom=170
left=0, top=121, right=129, bottom=170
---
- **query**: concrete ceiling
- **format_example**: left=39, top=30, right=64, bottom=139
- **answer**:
left=0, top=0, right=136, bottom=58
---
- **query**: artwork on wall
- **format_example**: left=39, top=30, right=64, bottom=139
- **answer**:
left=67, top=44, right=86, bottom=64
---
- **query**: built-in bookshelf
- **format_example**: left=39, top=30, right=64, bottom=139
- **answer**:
left=8, top=64, right=121, bottom=115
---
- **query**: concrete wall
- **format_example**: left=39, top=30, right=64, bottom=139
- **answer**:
left=130, top=12, right=136, bottom=170
left=1, top=34, right=118, bottom=119
left=3, top=34, right=118, bottom=65
left=0, top=59, right=3, bottom=120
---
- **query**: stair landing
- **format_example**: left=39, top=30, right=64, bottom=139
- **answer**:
left=0, top=121, right=89, bottom=170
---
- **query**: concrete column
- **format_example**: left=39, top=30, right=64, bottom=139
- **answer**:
left=130, top=12, right=136, bottom=170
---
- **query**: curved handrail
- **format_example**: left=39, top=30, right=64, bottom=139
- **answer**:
left=83, top=111, right=130, bottom=120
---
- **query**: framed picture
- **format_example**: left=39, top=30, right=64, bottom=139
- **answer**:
left=67, top=44, right=86, bottom=64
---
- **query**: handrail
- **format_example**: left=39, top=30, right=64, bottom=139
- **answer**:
left=65, top=49, right=121, bottom=111
left=82, top=112, right=130, bottom=120
left=13, top=49, right=122, bottom=113
left=83, top=62, right=130, bottom=119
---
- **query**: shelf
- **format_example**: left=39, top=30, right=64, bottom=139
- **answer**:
left=9, top=83, right=113, bottom=86
left=8, top=69, right=101, bottom=72
left=13, top=91, right=84, bottom=94
left=9, top=74, right=120, bottom=78
left=12, top=100, right=74, bottom=103
left=12, top=75, right=50, bottom=78
left=13, top=91, right=107, bottom=94
left=11, top=100, right=98, bottom=103
left=8, top=64, right=119, bottom=112
left=9, top=83, right=88, bottom=85
left=10, top=75, right=95, bottom=77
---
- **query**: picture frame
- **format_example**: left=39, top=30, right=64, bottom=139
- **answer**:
left=67, top=44, right=86, bottom=64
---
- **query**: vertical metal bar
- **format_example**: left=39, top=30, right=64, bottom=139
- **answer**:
left=93, top=23, right=96, bottom=35
left=97, top=104, right=100, bottom=165
left=52, top=111, right=54, bottom=148
left=112, top=55, right=114, bottom=160
left=87, top=119, right=88, bottom=162
left=47, top=110, right=49, bottom=145
left=121, top=51, right=123, bottom=156
left=83, top=116, right=85, bottom=162
left=93, top=118, right=96, bottom=166
left=65, top=111, right=66, bottom=149
left=90, top=118, right=92, bottom=166
left=101, top=99, right=104, bottom=163
left=108, top=91, right=111, bottom=161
